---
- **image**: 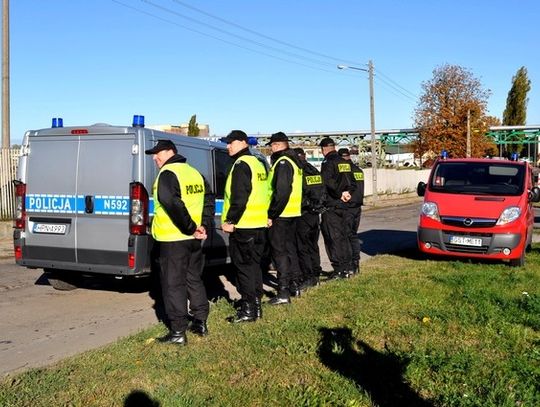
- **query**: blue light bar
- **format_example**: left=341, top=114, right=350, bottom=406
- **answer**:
left=51, top=118, right=57, bottom=128
left=57, top=118, right=63, bottom=128
left=132, top=115, right=145, bottom=128
left=247, top=136, right=258, bottom=146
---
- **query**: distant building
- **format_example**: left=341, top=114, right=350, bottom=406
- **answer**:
left=148, top=123, right=210, bottom=137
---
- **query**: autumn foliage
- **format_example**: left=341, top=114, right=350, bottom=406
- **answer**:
left=412, top=64, right=497, bottom=162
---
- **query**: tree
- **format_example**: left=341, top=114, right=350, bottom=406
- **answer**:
left=187, top=114, right=200, bottom=137
left=502, top=66, right=530, bottom=125
left=412, top=64, right=496, bottom=161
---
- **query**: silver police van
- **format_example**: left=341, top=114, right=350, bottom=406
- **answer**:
left=13, top=115, right=237, bottom=290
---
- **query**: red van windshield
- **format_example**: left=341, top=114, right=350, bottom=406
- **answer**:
left=430, top=162, right=525, bottom=196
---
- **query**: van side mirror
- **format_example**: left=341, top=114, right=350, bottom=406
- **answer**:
left=417, top=181, right=426, bottom=197
left=529, top=186, right=540, bottom=203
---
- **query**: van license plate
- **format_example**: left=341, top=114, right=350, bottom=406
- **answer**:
left=33, top=223, right=67, bottom=235
left=449, top=236, right=482, bottom=247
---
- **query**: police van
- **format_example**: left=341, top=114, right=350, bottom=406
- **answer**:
left=13, top=115, right=241, bottom=290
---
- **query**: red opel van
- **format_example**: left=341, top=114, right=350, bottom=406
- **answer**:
left=417, top=157, right=540, bottom=266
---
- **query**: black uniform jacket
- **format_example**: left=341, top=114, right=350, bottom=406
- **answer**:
left=224, top=147, right=261, bottom=225
left=349, top=161, right=365, bottom=208
left=321, top=150, right=356, bottom=208
left=268, top=148, right=301, bottom=220
left=298, top=159, right=325, bottom=214
left=157, top=154, right=215, bottom=235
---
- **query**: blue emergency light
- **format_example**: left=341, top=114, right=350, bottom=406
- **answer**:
left=247, top=136, right=258, bottom=146
left=51, top=117, right=64, bottom=128
left=511, top=152, right=518, bottom=161
left=132, top=115, right=145, bottom=128
left=441, top=149, right=448, bottom=159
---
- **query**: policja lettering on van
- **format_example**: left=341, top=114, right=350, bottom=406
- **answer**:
left=26, top=194, right=77, bottom=213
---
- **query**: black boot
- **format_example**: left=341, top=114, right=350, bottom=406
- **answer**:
left=228, top=301, right=257, bottom=323
left=289, top=281, right=301, bottom=297
left=157, top=330, right=187, bottom=345
left=300, top=276, right=320, bottom=291
left=254, top=297, right=263, bottom=319
left=268, top=287, right=291, bottom=305
left=188, top=319, right=208, bottom=336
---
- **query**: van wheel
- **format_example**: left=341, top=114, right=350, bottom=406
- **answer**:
left=509, top=252, right=525, bottom=268
left=44, top=269, right=79, bottom=291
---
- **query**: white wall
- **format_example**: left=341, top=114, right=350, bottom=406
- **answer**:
left=362, top=168, right=431, bottom=196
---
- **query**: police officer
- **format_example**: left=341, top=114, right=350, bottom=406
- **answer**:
left=220, top=130, right=270, bottom=322
left=319, top=138, right=356, bottom=279
left=338, top=148, right=365, bottom=275
left=266, top=132, right=303, bottom=305
left=293, top=148, right=325, bottom=290
left=145, top=139, right=215, bottom=345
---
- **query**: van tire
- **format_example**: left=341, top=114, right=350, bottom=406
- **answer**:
left=45, top=269, right=79, bottom=291
left=509, top=252, right=525, bottom=268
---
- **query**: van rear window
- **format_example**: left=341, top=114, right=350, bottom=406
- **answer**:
left=430, top=162, right=525, bottom=196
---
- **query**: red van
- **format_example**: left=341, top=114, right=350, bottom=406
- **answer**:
left=417, top=157, right=540, bottom=266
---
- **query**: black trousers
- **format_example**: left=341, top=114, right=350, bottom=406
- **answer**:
left=269, top=217, right=302, bottom=289
left=345, top=206, right=362, bottom=266
left=296, top=212, right=322, bottom=280
left=321, top=207, right=352, bottom=273
left=229, top=227, right=266, bottom=303
left=158, top=239, right=209, bottom=332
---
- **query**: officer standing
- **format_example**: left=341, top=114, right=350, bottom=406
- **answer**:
left=266, top=132, right=303, bottom=305
left=319, top=138, right=356, bottom=279
left=338, top=148, right=365, bottom=275
left=293, top=148, right=325, bottom=290
left=220, top=130, right=270, bottom=322
left=145, top=139, right=215, bottom=345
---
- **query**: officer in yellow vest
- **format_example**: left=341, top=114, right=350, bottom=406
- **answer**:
left=220, top=130, right=270, bottom=322
left=145, top=140, right=215, bottom=345
left=338, top=148, right=365, bottom=275
left=266, top=132, right=303, bottom=305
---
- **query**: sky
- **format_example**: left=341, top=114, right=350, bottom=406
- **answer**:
left=3, top=0, right=540, bottom=145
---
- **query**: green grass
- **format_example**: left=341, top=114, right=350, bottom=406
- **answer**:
left=2, top=248, right=540, bottom=407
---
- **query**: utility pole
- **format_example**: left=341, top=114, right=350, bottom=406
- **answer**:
left=466, top=109, right=471, bottom=158
left=368, top=60, right=377, bottom=201
left=2, top=0, right=9, bottom=149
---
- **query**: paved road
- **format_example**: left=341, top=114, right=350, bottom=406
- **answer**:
left=1, top=201, right=538, bottom=376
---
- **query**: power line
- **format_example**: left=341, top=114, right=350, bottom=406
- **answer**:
left=168, top=0, right=365, bottom=67
left=111, top=0, right=337, bottom=74
left=375, top=67, right=417, bottom=98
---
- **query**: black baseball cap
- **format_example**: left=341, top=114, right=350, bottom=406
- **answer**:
left=293, top=147, right=305, bottom=156
left=220, top=130, right=248, bottom=144
left=319, top=137, right=335, bottom=147
left=265, top=131, right=289, bottom=146
left=338, top=148, right=350, bottom=157
left=144, top=139, right=177, bottom=154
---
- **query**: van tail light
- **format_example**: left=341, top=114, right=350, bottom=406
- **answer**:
left=14, top=245, right=22, bottom=260
left=129, top=182, right=149, bottom=235
left=14, top=181, right=26, bottom=230
left=128, top=253, right=135, bottom=269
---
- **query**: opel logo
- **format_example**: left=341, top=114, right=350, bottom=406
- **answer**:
left=463, top=218, right=474, bottom=226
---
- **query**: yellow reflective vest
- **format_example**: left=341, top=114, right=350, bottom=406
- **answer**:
left=268, top=155, right=303, bottom=218
left=152, top=162, right=204, bottom=242
left=222, top=155, right=270, bottom=229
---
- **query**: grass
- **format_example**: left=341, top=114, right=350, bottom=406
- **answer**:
left=1, top=248, right=540, bottom=406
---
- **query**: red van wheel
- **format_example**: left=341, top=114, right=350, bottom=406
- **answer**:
left=509, top=251, right=525, bottom=267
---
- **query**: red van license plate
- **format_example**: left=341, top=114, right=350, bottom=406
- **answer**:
left=449, top=236, right=482, bottom=247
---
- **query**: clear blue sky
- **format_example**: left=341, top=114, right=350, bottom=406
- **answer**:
left=5, top=0, right=540, bottom=144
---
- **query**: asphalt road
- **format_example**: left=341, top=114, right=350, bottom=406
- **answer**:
left=1, top=201, right=538, bottom=377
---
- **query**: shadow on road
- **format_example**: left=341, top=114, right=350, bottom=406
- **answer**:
left=317, top=327, right=434, bottom=407
left=359, top=229, right=418, bottom=258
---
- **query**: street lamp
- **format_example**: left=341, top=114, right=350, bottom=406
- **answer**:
left=337, top=60, right=378, bottom=202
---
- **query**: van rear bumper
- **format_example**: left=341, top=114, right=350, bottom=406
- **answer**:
left=418, top=226, right=523, bottom=258
left=14, top=233, right=152, bottom=276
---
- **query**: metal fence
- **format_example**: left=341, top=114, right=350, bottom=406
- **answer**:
left=0, top=148, right=20, bottom=220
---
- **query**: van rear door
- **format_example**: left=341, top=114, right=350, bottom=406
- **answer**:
left=24, top=136, right=79, bottom=263
left=75, top=134, right=135, bottom=267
